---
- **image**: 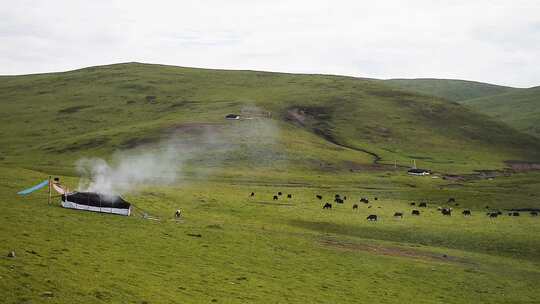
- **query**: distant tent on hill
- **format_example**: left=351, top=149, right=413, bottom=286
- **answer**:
left=407, top=160, right=431, bottom=176
left=407, top=168, right=431, bottom=176
left=225, top=113, right=240, bottom=120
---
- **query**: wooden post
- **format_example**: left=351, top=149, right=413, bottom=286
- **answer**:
left=47, top=176, right=51, bottom=205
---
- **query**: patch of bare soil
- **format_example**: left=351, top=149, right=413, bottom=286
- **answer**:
left=442, top=161, right=540, bottom=182
left=320, top=237, right=472, bottom=265
left=120, top=123, right=224, bottom=149
left=505, top=160, right=540, bottom=172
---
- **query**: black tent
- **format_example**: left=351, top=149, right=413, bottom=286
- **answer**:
left=61, top=192, right=131, bottom=216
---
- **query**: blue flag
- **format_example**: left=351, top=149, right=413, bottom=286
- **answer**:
left=17, top=180, right=49, bottom=195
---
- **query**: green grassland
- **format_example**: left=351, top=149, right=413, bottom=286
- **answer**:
left=1, top=63, right=540, bottom=303
left=384, top=78, right=540, bottom=139
left=383, top=78, right=516, bottom=102
left=462, top=86, right=540, bottom=138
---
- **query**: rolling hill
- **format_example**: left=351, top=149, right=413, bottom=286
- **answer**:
left=383, top=78, right=517, bottom=102
left=1, top=62, right=538, bottom=176
left=461, top=86, right=540, bottom=138
left=2, top=63, right=540, bottom=304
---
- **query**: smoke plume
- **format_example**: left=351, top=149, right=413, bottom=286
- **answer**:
left=76, top=108, right=282, bottom=195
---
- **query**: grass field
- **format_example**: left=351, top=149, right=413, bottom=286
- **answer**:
left=462, top=86, right=540, bottom=138
left=1, top=63, right=540, bottom=303
left=384, top=78, right=540, bottom=139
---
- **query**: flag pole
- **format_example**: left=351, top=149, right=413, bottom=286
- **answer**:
left=48, top=176, right=51, bottom=205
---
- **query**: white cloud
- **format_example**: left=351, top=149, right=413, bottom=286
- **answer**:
left=0, top=0, right=539, bottom=87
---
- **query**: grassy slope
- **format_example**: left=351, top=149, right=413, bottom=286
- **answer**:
left=1, top=63, right=540, bottom=303
left=461, top=86, right=540, bottom=138
left=1, top=167, right=540, bottom=303
left=383, top=78, right=516, bottom=102
left=0, top=63, right=538, bottom=175
left=384, top=78, right=540, bottom=139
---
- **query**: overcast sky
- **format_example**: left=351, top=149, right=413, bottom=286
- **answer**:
left=1, top=0, right=539, bottom=87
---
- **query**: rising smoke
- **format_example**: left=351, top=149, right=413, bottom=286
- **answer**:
left=76, top=109, right=281, bottom=195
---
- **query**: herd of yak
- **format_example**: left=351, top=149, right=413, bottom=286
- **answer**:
left=250, top=192, right=539, bottom=221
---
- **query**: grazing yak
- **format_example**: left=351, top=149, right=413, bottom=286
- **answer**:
left=273, top=195, right=278, bottom=200
left=278, top=192, right=282, bottom=196
left=462, top=210, right=471, bottom=216
left=411, top=210, right=420, bottom=216
left=393, top=212, right=403, bottom=218
left=410, top=202, right=416, bottom=206
left=316, top=195, right=323, bottom=200
left=366, top=214, right=378, bottom=221
left=175, top=209, right=182, bottom=218
left=488, top=212, right=498, bottom=218
left=531, top=211, right=539, bottom=216
left=323, top=203, right=332, bottom=209
left=287, top=194, right=292, bottom=198
left=448, top=198, right=456, bottom=203
left=419, top=202, right=428, bottom=208
left=374, top=197, right=378, bottom=201
left=441, top=208, right=452, bottom=216
left=335, top=198, right=344, bottom=204
left=343, top=196, right=347, bottom=200
left=360, top=198, right=369, bottom=204
left=352, top=204, right=358, bottom=210
left=250, top=192, right=255, bottom=197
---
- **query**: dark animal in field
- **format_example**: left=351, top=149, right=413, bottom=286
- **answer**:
left=485, top=206, right=490, bottom=209
left=175, top=209, right=182, bottom=218
left=462, top=210, right=471, bottom=216
left=366, top=214, right=378, bottom=221
left=441, top=208, right=452, bottom=216
left=497, top=211, right=502, bottom=215
left=419, top=202, right=427, bottom=208
left=287, top=194, right=292, bottom=198
left=278, top=192, right=282, bottom=196
left=273, top=195, right=278, bottom=200
left=374, top=197, right=378, bottom=201
left=410, top=202, right=416, bottom=206
left=250, top=192, right=255, bottom=197
left=489, top=212, right=498, bottom=218
left=335, top=198, right=344, bottom=204
left=455, top=203, right=459, bottom=206
left=352, top=204, right=358, bottom=210
left=368, top=205, right=372, bottom=208
left=323, top=203, right=332, bottom=209
left=512, top=212, right=520, bottom=216
left=448, top=198, right=455, bottom=203
left=335, top=194, right=340, bottom=199
left=411, top=210, right=420, bottom=216
left=316, top=195, right=323, bottom=200
left=343, top=196, right=347, bottom=200
left=360, top=198, right=369, bottom=204
left=394, top=212, right=403, bottom=218
left=531, top=211, right=539, bottom=216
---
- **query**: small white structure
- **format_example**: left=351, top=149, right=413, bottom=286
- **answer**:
left=407, top=168, right=431, bottom=176
left=225, top=114, right=240, bottom=120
